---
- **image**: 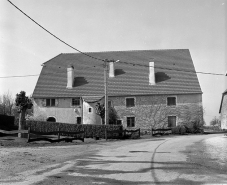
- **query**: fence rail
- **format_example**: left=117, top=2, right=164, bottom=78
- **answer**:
left=151, top=128, right=172, bottom=136
left=27, top=127, right=85, bottom=143
left=106, top=128, right=140, bottom=140
left=0, top=129, right=28, bottom=134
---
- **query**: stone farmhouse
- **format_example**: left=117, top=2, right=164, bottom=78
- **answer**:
left=32, top=49, right=203, bottom=131
left=219, top=89, right=227, bottom=129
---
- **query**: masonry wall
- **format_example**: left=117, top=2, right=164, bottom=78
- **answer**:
left=220, top=94, right=227, bottom=129
left=109, top=93, right=203, bottom=132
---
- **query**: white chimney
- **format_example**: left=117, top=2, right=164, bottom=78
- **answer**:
left=149, top=61, right=155, bottom=85
left=109, top=61, right=115, bottom=78
left=67, top=65, right=74, bottom=89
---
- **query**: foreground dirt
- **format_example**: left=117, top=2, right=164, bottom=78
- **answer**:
left=0, top=134, right=227, bottom=185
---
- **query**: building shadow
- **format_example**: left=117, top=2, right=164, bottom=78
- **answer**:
left=115, top=69, right=126, bottom=76
left=73, top=77, right=89, bottom=87
left=155, top=72, right=171, bottom=83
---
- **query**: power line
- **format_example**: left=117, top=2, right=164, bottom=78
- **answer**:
left=118, top=60, right=226, bottom=76
left=7, top=0, right=226, bottom=78
left=7, top=0, right=105, bottom=62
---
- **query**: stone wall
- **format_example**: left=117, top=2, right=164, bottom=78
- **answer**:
left=109, top=93, right=203, bottom=132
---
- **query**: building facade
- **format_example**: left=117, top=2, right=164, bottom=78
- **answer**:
left=32, top=49, right=203, bottom=131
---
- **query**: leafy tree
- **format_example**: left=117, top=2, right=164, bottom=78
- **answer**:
left=95, top=103, right=118, bottom=125
left=210, top=117, right=221, bottom=127
left=15, top=91, right=33, bottom=138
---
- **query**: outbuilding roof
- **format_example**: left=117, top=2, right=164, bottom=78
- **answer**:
left=32, top=49, right=202, bottom=98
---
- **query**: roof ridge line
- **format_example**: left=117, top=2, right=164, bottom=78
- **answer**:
left=61, top=49, right=189, bottom=55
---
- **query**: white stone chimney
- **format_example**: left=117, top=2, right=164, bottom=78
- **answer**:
left=67, top=65, right=74, bottom=89
left=109, top=61, right=115, bottom=78
left=149, top=61, right=155, bottom=85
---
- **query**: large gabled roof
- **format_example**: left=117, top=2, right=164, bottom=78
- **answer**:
left=33, top=49, right=202, bottom=98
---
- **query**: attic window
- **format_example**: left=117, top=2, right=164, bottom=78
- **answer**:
left=167, top=97, right=176, bottom=106
left=46, top=99, right=55, bottom=107
left=88, top=107, right=92, bottom=113
left=72, top=98, right=80, bottom=106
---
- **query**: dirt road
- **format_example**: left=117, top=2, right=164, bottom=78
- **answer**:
left=1, top=134, right=227, bottom=185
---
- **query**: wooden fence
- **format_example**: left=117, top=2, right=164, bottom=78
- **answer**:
left=0, top=129, right=28, bottom=135
left=151, top=128, right=172, bottom=136
left=106, top=128, right=140, bottom=140
left=27, top=127, right=85, bottom=143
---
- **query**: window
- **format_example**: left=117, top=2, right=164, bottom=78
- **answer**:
left=167, top=97, right=176, bottom=106
left=126, top=98, right=135, bottom=107
left=88, top=107, right=92, bottom=113
left=77, top=117, right=81, bottom=124
left=72, top=98, right=80, bottom=106
left=168, top=116, right=176, bottom=127
left=46, top=99, right=55, bottom=106
left=127, top=117, right=135, bottom=127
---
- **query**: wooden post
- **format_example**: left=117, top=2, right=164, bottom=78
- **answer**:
left=58, top=127, right=60, bottom=140
left=27, top=127, right=31, bottom=143
left=105, top=127, right=107, bottom=140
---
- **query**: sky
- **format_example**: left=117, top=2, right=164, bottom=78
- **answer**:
left=0, top=0, right=226, bottom=125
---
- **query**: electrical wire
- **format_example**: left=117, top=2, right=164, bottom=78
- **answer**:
left=118, top=61, right=226, bottom=76
left=7, top=0, right=105, bottom=62
left=6, top=0, right=226, bottom=78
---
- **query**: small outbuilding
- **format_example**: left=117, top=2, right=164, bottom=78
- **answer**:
left=219, top=89, right=227, bottom=129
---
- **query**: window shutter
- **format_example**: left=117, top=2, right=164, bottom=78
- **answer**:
left=55, top=99, right=59, bottom=106
left=42, top=99, right=46, bottom=107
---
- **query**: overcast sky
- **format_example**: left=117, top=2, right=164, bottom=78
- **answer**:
left=0, top=0, right=226, bottom=124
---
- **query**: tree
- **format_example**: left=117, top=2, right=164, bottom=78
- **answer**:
left=95, top=103, right=118, bottom=125
left=210, top=117, right=221, bottom=127
left=0, top=91, right=15, bottom=116
left=15, top=91, right=33, bottom=138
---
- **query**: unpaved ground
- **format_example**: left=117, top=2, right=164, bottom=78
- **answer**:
left=0, top=134, right=227, bottom=185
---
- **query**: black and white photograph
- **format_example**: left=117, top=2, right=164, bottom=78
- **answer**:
left=0, top=0, right=227, bottom=184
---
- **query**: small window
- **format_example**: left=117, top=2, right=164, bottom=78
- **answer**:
left=77, top=117, right=81, bottom=124
left=46, top=99, right=55, bottom=106
left=168, top=116, right=176, bottom=127
left=126, top=98, right=135, bottom=107
left=72, top=98, right=80, bottom=106
left=167, top=97, right=176, bottom=106
left=127, top=117, right=135, bottom=127
left=88, top=107, right=92, bottom=113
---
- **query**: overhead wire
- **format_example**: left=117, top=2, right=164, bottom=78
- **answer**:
left=7, top=0, right=105, bottom=62
left=5, top=0, right=226, bottom=79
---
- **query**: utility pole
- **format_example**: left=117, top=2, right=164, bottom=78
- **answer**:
left=104, top=59, right=109, bottom=125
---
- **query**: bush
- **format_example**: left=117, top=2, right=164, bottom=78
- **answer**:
left=26, top=120, right=123, bottom=139
left=172, top=125, right=186, bottom=135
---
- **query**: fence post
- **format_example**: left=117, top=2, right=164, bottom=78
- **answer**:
left=105, top=127, right=107, bottom=141
left=58, top=127, right=60, bottom=140
left=27, top=127, right=30, bottom=142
